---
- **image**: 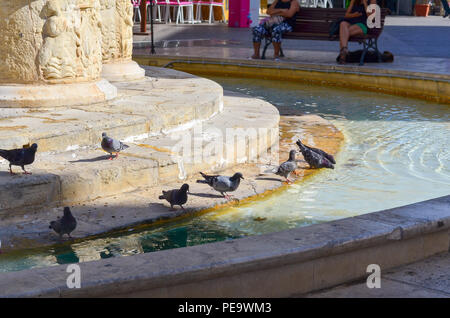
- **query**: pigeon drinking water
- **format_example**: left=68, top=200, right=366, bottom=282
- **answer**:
left=275, top=150, right=298, bottom=183
left=296, top=139, right=334, bottom=169
left=159, top=183, right=190, bottom=211
left=296, top=139, right=336, bottom=164
left=0, top=143, right=38, bottom=175
left=197, top=172, right=244, bottom=200
left=49, top=207, right=77, bottom=239
left=101, top=132, right=129, bottom=160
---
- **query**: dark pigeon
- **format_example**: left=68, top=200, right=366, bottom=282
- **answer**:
left=197, top=172, right=244, bottom=199
left=275, top=150, right=298, bottom=183
left=49, top=207, right=77, bottom=239
left=101, top=132, right=129, bottom=160
left=0, top=143, right=38, bottom=175
left=296, top=139, right=336, bottom=164
left=296, top=140, right=334, bottom=169
left=159, top=183, right=190, bottom=211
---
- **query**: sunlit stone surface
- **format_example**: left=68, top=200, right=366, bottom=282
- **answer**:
left=0, top=0, right=117, bottom=107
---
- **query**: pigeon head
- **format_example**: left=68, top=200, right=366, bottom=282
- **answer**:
left=180, top=183, right=190, bottom=193
left=231, top=172, right=244, bottom=180
left=30, top=143, right=38, bottom=151
left=63, top=207, right=72, bottom=217
left=296, top=140, right=305, bottom=150
left=102, top=132, right=107, bottom=138
left=289, top=150, right=297, bottom=160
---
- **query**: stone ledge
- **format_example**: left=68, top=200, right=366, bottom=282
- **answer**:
left=0, top=195, right=448, bottom=297
left=0, top=94, right=278, bottom=217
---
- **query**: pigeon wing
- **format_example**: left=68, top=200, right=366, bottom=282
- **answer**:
left=212, top=176, right=233, bottom=192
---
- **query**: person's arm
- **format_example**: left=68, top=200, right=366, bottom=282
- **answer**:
left=278, top=0, right=300, bottom=18
left=267, top=0, right=280, bottom=15
left=344, top=0, right=362, bottom=18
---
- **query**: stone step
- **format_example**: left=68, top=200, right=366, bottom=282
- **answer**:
left=0, top=93, right=279, bottom=217
left=0, top=69, right=223, bottom=152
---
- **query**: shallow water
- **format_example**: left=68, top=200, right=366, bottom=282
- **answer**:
left=1, top=77, right=449, bottom=272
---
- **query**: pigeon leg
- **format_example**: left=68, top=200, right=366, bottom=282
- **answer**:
left=115, top=152, right=119, bottom=159
left=22, top=166, right=32, bottom=175
left=180, top=205, right=186, bottom=212
left=169, top=204, right=176, bottom=211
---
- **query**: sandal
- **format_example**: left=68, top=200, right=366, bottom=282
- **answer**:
left=338, top=47, right=348, bottom=64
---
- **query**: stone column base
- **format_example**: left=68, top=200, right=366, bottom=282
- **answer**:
left=0, top=79, right=117, bottom=108
left=101, top=61, right=146, bottom=82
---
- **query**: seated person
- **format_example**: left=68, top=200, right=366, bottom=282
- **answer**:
left=251, top=0, right=299, bottom=60
left=338, top=0, right=370, bottom=64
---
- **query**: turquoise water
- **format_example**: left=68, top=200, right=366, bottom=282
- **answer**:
left=1, top=77, right=449, bottom=272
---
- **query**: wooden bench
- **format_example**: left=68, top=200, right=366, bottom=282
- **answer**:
left=261, top=7, right=390, bottom=65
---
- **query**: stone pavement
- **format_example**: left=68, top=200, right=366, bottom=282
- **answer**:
left=133, top=16, right=450, bottom=75
left=304, top=252, right=450, bottom=297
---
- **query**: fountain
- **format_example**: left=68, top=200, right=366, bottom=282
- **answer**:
left=99, top=0, right=145, bottom=82
left=0, top=0, right=118, bottom=107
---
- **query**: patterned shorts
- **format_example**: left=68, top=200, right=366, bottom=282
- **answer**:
left=252, top=21, right=293, bottom=43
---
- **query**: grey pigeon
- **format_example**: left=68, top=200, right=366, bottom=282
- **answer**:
left=296, top=139, right=336, bottom=164
left=275, top=150, right=298, bottom=183
left=296, top=140, right=334, bottom=169
left=0, top=143, right=38, bottom=175
left=49, top=207, right=77, bottom=239
left=197, top=172, right=244, bottom=199
left=101, top=132, right=129, bottom=160
left=159, top=183, right=189, bottom=211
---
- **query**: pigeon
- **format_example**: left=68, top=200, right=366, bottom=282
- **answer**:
left=159, top=183, right=189, bottom=211
left=296, top=140, right=334, bottom=169
left=0, top=143, right=38, bottom=175
left=275, top=150, right=298, bottom=183
left=101, top=132, right=129, bottom=160
left=49, top=207, right=77, bottom=239
left=296, top=139, right=336, bottom=164
left=197, top=172, right=244, bottom=199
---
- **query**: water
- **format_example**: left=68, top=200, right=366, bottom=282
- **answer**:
left=1, top=77, right=449, bottom=272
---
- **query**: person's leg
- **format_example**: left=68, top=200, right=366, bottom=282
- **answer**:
left=441, top=0, right=450, bottom=17
left=339, top=23, right=364, bottom=64
left=252, top=24, right=267, bottom=59
left=339, top=21, right=350, bottom=50
left=271, top=22, right=292, bottom=59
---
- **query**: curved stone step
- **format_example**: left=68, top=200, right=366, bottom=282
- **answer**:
left=0, top=68, right=223, bottom=153
left=0, top=93, right=279, bottom=217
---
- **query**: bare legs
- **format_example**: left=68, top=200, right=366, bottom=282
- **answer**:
left=338, top=21, right=364, bottom=64
left=252, top=42, right=261, bottom=59
left=273, top=42, right=281, bottom=59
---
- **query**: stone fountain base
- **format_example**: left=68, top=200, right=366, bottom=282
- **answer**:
left=0, top=79, right=118, bottom=108
left=102, top=61, right=146, bottom=82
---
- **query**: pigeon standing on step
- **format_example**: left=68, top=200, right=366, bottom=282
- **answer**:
left=197, top=172, right=244, bottom=199
left=0, top=143, right=38, bottom=175
left=275, top=150, right=298, bottom=183
left=296, top=139, right=336, bottom=164
left=101, top=132, right=129, bottom=160
left=296, top=139, right=334, bottom=169
left=49, top=207, right=77, bottom=239
left=159, top=183, right=190, bottom=211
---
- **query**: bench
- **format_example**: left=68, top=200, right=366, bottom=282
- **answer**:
left=261, top=7, right=390, bottom=65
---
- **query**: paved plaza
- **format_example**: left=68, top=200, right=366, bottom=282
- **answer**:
left=133, top=16, right=450, bottom=75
